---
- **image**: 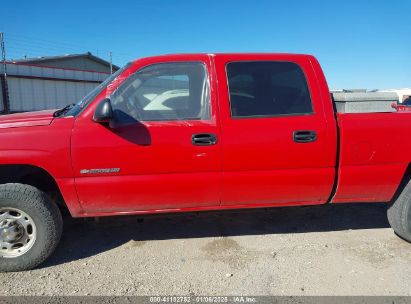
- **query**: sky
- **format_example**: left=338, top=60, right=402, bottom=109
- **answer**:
left=1, top=0, right=410, bottom=90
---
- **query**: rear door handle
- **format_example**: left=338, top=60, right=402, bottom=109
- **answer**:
left=293, top=130, right=317, bottom=143
left=192, top=133, right=217, bottom=146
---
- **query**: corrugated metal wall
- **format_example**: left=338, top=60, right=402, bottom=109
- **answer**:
left=7, top=77, right=97, bottom=112
left=0, top=62, right=110, bottom=113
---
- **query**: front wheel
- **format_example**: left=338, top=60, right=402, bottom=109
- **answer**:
left=387, top=180, right=411, bottom=243
left=0, top=183, right=63, bottom=272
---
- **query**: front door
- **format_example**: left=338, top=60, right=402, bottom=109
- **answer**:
left=71, top=57, right=221, bottom=214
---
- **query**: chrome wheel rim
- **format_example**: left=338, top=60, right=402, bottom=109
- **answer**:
left=0, top=207, right=37, bottom=258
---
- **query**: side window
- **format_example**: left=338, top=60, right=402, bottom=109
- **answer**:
left=111, top=62, right=210, bottom=123
left=226, top=61, right=313, bottom=118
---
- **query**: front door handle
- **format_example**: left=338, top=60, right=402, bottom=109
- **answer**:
left=293, top=130, right=317, bottom=143
left=192, top=133, right=217, bottom=146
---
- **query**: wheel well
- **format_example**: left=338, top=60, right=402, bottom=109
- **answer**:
left=391, top=163, right=411, bottom=204
left=0, top=164, right=66, bottom=208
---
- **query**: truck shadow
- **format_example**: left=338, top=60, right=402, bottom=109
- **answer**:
left=43, top=203, right=390, bottom=268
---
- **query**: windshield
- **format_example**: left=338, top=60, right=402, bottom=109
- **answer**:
left=64, top=62, right=132, bottom=117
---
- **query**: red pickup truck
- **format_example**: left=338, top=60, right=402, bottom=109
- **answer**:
left=1, top=53, right=410, bottom=272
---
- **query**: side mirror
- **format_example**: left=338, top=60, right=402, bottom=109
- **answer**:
left=93, top=98, right=113, bottom=123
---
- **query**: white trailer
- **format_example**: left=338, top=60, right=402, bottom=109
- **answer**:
left=377, top=88, right=411, bottom=104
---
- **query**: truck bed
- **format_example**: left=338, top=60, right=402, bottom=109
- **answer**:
left=333, top=107, right=411, bottom=203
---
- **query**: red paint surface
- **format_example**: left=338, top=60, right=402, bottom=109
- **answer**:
left=214, top=54, right=337, bottom=206
left=332, top=112, right=411, bottom=203
left=0, top=110, right=56, bottom=128
left=395, top=105, right=411, bottom=112
left=0, top=53, right=410, bottom=218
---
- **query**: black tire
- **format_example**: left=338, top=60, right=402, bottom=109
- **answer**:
left=387, top=180, right=411, bottom=243
left=0, top=183, right=63, bottom=272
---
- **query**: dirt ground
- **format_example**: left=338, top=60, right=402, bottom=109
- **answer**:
left=0, top=203, right=410, bottom=296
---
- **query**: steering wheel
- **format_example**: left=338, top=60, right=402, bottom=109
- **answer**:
left=124, top=97, right=143, bottom=121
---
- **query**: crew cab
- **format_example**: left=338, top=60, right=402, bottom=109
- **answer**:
left=1, top=53, right=411, bottom=272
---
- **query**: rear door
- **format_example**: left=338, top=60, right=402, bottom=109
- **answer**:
left=214, top=54, right=336, bottom=206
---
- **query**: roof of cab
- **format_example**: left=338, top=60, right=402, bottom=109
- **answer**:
left=131, top=53, right=314, bottom=63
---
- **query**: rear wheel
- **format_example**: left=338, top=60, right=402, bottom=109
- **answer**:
left=387, top=180, right=411, bottom=243
left=0, top=183, right=63, bottom=272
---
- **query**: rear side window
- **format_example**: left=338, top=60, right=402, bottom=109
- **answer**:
left=226, top=61, right=313, bottom=118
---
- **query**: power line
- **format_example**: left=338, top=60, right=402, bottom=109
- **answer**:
left=8, top=33, right=89, bottom=49
left=6, top=34, right=136, bottom=58
left=8, top=38, right=106, bottom=57
left=7, top=39, right=83, bottom=52
left=4, top=33, right=136, bottom=68
left=6, top=45, right=132, bottom=66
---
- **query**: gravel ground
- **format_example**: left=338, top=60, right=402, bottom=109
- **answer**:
left=0, top=203, right=410, bottom=296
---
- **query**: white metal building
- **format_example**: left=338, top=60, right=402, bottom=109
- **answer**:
left=0, top=53, right=120, bottom=113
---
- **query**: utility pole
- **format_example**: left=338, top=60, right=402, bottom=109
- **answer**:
left=109, top=51, right=113, bottom=74
left=0, top=32, right=10, bottom=114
